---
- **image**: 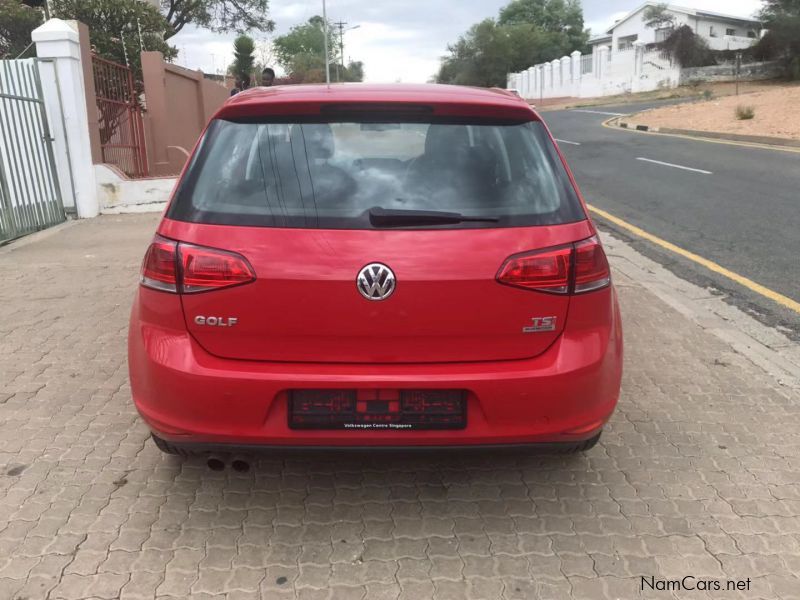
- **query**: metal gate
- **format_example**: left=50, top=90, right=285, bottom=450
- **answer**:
left=92, top=54, right=148, bottom=178
left=0, top=59, right=66, bottom=244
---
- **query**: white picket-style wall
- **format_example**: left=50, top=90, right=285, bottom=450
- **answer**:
left=507, top=45, right=680, bottom=101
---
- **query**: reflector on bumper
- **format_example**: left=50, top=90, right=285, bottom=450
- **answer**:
left=289, top=390, right=466, bottom=430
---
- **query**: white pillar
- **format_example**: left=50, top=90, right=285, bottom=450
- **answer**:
left=560, top=56, right=571, bottom=95
left=570, top=51, right=582, bottom=97
left=32, top=19, right=98, bottom=218
left=632, top=41, right=646, bottom=92
left=543, top=63, right=552, bottom=98
left=551, top=59, right=561, bottom=90
left=596, top=45, right=610, bottom=81
left=527, top=67, right=536, bottom=97
left=521, top=69, right=530, bottom=98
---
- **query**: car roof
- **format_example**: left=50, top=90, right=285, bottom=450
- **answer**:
left=217, top=83, right=537, bottom=121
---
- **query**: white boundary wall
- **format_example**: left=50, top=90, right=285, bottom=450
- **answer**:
left=32, top=19, right=98, bottom=218
left=508, top=44, right=680, bottom=101
left=95, top=164, right=175, bottom=214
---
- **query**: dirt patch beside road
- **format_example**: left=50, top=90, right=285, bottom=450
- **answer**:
left=535, top=80, right=782, bottom=112
left=629, top=83, right=800, bottom=140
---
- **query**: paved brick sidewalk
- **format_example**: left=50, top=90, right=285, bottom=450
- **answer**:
left=1, top=214, right=799, bottom=600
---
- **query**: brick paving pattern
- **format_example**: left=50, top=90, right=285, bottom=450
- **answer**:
left=1, top=214, right=799, bottom=600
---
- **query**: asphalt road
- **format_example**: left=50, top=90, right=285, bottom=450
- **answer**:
left=543, top=100, right=800, bottom=338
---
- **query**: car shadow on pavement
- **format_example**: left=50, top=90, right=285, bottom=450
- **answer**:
left=153, top=446, right=598, bottom=535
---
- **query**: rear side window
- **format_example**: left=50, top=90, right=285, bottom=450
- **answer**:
left=168, top=118, right=585, bottom=229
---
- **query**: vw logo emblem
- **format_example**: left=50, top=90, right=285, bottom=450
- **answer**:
left=357, top=263, right=396, bottom=301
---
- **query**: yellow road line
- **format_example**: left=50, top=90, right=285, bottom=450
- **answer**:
left=587, top=203, right=800, bottom=315
left=601, top=117, right=800, bottom=154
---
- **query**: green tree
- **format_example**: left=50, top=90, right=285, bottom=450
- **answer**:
left=273, top=17, right=332, bottom=72
left=230, top=34, right=256, bottom=87
left=50, top=0, right=176, bottom=72
left=0, top=0, right=44, bottom=58
left=344, top=60, right=364, bottom=82
left=499, top=0, right=588, bottom=52
left=437, top=0, right=589, bottom=87
left=758, top=0, right=800, bottom=79
left=273, top=16, right=363, bottom=83
left=159, top=0, right=274, bottom=39
left=642, top=3, right=676, bottom=29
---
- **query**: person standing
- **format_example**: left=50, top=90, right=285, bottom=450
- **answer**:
left=231, top=74, right=252, bottom=96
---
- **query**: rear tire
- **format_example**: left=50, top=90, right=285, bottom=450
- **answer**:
left=151, top=434, right=190, bottom=457
left=558, top=431, right=602, bottom=454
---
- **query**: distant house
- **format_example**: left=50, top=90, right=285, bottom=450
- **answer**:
left=587, top=3, right=761, bottom=55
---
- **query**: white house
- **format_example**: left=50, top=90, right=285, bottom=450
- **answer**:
left=587, top=3, right=761, bottom=55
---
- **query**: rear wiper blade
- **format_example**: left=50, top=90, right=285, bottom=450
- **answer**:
left=368, top=206, right=499, bottom=227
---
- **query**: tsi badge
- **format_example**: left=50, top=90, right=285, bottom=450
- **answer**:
left=523, top=316, right=557, bottom=333
left=195, top=315, right=238, bottom=327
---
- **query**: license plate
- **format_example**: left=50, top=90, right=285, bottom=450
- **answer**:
left=289, top=389, right=466, bottom=430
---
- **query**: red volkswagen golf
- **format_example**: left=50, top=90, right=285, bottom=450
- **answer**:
left=128, top=84, right=622, bottom=459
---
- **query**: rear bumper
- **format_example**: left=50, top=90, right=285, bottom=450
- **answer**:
left=128, top=288, right=623, bottom=448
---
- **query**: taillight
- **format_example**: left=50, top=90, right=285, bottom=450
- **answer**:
left=179, top=244, right=255, bottom=293
left=140, top=235, right=178, bottom=293
left=497, top=235, right=610, bottom=294
left=573, top=235, right=610, bottom=293
left=497, top=246, right=572, bottom=294
left=139, top=237, right=255, bottom=294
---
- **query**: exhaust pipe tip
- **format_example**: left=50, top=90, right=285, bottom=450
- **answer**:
left=231, top=457, right=251, bottom=473
left=207, top=456, right=225, bottom=471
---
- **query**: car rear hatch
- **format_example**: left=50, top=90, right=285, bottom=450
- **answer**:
left=163, top=222, right=593, bottom=363
left=156, top=99, right=597, bottom=364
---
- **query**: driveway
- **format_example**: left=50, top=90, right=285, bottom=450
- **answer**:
left=0, top=214, right=799, bottom=600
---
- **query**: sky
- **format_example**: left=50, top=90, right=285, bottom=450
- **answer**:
left=171, top=0, right=764, bottom=83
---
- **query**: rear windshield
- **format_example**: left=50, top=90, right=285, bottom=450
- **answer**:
left=167, top=118, right=585, bottom=229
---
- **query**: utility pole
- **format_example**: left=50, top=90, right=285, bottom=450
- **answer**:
left=335, top=21, right=347, bottom=74
left=322, top=0, right=331, bottom=84
left=333, top=22, right=360, bottom=82
left=735, top=51, right=742, bottom=96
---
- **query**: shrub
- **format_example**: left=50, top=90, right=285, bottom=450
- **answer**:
left=758, top=1, right=800, bottom=79
left=735, top=105, right=755, bottom=120
left=659, top=25, right=716, bottom=68
left=702, top=89, right=713, bottom=100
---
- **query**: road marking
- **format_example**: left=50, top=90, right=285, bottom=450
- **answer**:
left=587, top=203, right=800, bottom=315
left=555, top=138, right=582, bottom=146
left=572, top=109, right=626, bottom=116
left=602, top=116, right=800, bottom=154
left=636, top=157, right=712, bottom=175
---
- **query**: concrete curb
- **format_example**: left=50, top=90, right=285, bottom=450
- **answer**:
left=601, top=231, right=800, bottom=390
left=610, top=116, right=800, bottom=148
